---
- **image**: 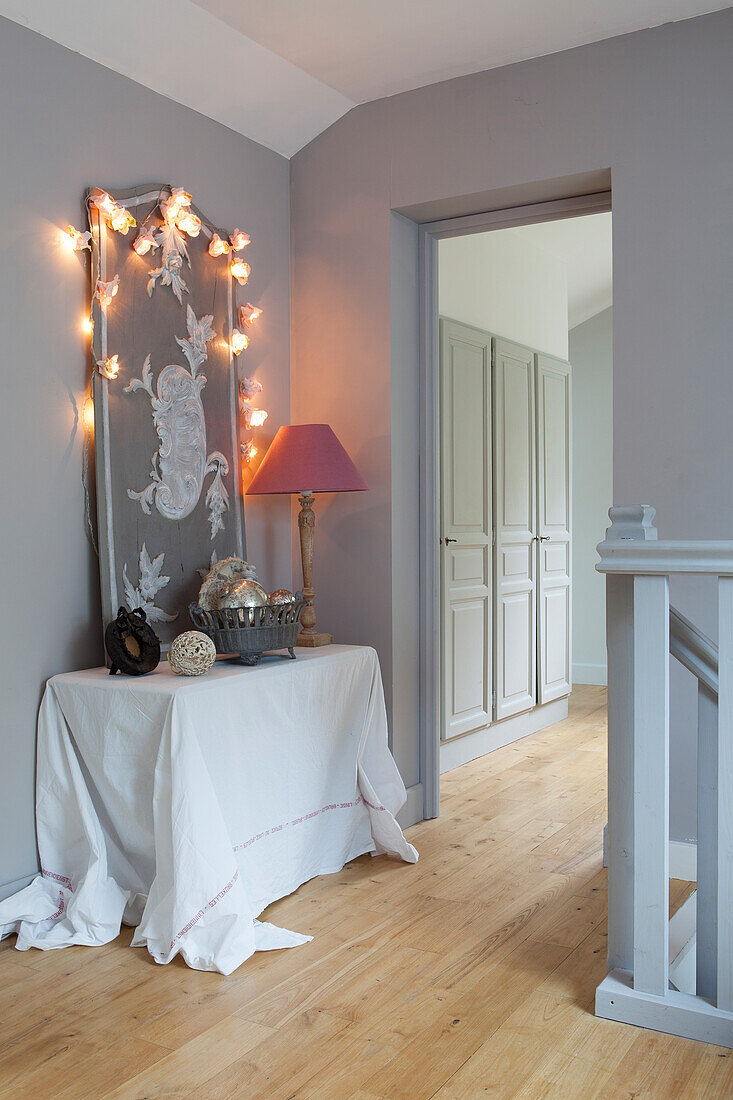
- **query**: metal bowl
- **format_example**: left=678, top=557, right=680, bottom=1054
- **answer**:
left=189, top=592, right=306, bottom=665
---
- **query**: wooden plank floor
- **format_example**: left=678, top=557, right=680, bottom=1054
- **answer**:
left=2, top=684, right=731, bottom=1098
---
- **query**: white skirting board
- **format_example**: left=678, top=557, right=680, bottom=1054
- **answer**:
left=572, top=662, right=607, bottom=686
left=397, top=783, right=424, bottom=829
left=0, top=871, right=36, bottom=904
left=669, top=840, right=697, bottom=881
left=602, top=828, right=698, bottom=882
left=439, top=697, right=569, bottom=774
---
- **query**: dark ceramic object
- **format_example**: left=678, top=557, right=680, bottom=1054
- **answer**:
left=105, top=607, right=161, bottom=675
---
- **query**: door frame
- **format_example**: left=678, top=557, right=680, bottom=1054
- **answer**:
left=418, top=190, right=611, bottom=819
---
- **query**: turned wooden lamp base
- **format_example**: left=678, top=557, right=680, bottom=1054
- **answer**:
left=296, top=492, right=333, bottom=648
left=297, top=630, right=334, bottom=647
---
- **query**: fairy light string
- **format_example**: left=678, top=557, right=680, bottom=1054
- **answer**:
left=73, top=184, right=266, bottom=556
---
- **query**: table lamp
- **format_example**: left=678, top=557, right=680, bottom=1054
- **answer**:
left=245, top=423, right=368, bottom=646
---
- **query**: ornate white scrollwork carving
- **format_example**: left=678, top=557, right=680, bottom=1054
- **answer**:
left=125, top=307, right=231, bottom=538
left=147, top=219, right=189, bottom=303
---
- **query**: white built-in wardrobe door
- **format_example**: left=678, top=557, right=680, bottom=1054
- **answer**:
left=494, top=339, right=537, bottom=720
left=536, top=354, right=572, bottom=703
left=440, top=320, right=492, bottom=741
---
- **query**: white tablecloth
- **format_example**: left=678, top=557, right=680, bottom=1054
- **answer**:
left=0, top=645, right=417, bottom=974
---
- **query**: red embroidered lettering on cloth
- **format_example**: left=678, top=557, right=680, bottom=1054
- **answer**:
left=50, top=891, right=65, bottom=920
left=231, top=793, right=387, bottom=854
left=165, top=869, right=240, bottom=957
left=41, top=868, right=73, bottom=890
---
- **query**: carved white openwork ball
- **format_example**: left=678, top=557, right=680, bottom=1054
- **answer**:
left=168, top=631, right=217, bottom=676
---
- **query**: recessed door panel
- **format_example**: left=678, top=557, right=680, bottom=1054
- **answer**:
left=494, top=339, right=536, bottom=720
left=536, top=353, right=572, bottom=704
left=501, top=591, right=535, bottom=705
left=440, top=319, right=492, bottom=741
left=452, top=545, right=487, bottom=586
left=449, top=599, right=490, bottom=734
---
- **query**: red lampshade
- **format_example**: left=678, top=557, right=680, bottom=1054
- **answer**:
left=246, top=423, right=368, bottom=495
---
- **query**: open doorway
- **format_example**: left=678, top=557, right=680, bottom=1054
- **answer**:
left=427, top=203, right=613, bottom=783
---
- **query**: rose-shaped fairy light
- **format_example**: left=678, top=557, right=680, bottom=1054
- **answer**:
left=89, top=188, right=117, bottom=217
left=133, top=226, right=158, bottom=256
left=208, top=233, right=230, bottom=257
left=96, top=354, right=120, bottom=380
left=230, top=258, right=251, bottom=286
left=109, top=205, right=136, bottom=234
left=231, top=329, right=249, bottom=355
left=239, top=376, right=262, bottom=403
left=94, top=274, right=119, bottom=309
left=240, top=439, right=258, bottom=463
left=64, top=225, right=91, bottom=252
left=229, top=229, right=250, bottom=251
left=177, top=210, right=201, bottom=237
left=243, top=408, right=268, bottom=429
left=161, top=187, right=191, bottom=224
left=239, top=302, right=262, bottom=327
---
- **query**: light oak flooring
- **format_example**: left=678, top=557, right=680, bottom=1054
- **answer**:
left=2, top=684, right=732, bottom=1098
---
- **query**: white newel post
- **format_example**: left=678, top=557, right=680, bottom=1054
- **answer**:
left=717, top=577, right=733, bottom=1011
left=595, top=505, right=733, bottom=1047
left=697, top=678, right=718, bottom=1002
left=604, top=507, right=659, bottom=976
left=632, top=572, right=669, bottom=996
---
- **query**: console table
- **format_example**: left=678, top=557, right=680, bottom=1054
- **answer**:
left=0, top=646, right=417, bottom=974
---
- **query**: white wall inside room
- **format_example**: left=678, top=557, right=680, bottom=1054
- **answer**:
left=439, top=229, right=569, bottom=359
left=570, top=306, right=613, bottom=685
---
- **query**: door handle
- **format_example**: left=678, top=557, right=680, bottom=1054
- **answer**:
left=532, top=535, right=550, bottom=542
left=443, top=537, right=457, bottom=544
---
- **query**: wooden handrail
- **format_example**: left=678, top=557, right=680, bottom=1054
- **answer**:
left=669, top=605, right=718, bottom=696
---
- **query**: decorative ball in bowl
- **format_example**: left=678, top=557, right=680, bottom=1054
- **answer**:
left=168, top=630, right=217, bottom=676
left=218, top=579, right=269, bottom=610
left=198, top=557, right=258, bottom=610
left=268, top=588, right=296, bottom=605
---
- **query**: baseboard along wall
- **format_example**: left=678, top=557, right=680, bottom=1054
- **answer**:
left=602, top=827, right=697, bottom=882
left=572, top=662, right=607, bottom=686
left=439, top=697, right=569, bottom=774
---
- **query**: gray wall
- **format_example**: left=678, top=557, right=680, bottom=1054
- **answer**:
left=570, top=307, right=613, bottom=686
left=0, top=17, right=292, bottom=899
left=291, top=10, right=733, bottom=842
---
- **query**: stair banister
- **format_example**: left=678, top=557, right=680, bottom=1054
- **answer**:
left=595, top=505, right=733, bottom=1047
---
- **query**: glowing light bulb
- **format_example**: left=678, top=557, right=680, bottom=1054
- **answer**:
left=96, top=354, right=120, bottom=380
left=89, top=188, right=117, bottom=217
left=240, top=439, right=258, bottom=462
left=82, top=396, right=95, bottom=432
left=94, top=274, right=119, bottom=309
left=133, top=226, right=158, bottom=255
left=230, top=258, right=251, bottom=286
left=239, top=376, right=262, bottom=403
left=208, top=233, right=230, bottom=257
left=81, top=316, right=93, bottom=336
left=161, top=187, right=192, bottom=224
left=239, top=302, right=262, bottom=328
left=243, top=407, right=267, bottom=429
left=109, top=205, right=136, bottom=234
left=64, top=225, right=91, bottom=252
left=176, top=210, right=201, bottom=237
left=229, top=228, right=250, bottom=251
left=231, top=329, right=249, bottom=355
